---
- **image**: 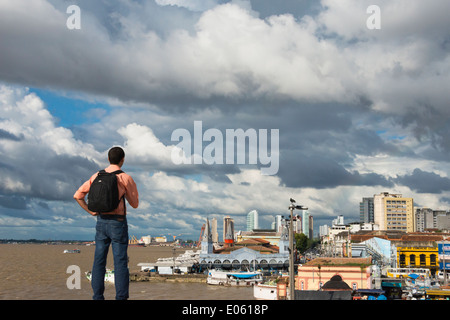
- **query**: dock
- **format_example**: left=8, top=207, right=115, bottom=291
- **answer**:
left=130, top=272, right=207, bottom=283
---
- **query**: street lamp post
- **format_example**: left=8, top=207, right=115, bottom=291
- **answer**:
left=444, top=241, right=448, bottom=286
left=288, top=198, right=308, bottom=300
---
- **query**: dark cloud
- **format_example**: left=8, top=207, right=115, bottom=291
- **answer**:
left=0, top=208, right=46, bottom=221
left=0, top=151, right=99, bottom=202
left=0, top=129, right=23, bottom=141
left=0, top=195, right=29, bottom=210
left=34, top=154, right=100, bottom=200
left=395, top=168, right=450, bottom=194
left=277, top=151, right=393, bottom=189
left=250, top=0, right=320, bottom=19
left=399, top=105, right=450, bottom=160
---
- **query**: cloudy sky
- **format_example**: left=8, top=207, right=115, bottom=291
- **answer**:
left=0, top=0, right=449, bottom=241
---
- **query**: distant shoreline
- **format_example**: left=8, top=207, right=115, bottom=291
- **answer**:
left=0, top=239, right=196, bottom=247
left=0, top=239, right=92, bottom=244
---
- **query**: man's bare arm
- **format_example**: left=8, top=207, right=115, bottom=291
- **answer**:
left=75, top=198, right=98, bottom=216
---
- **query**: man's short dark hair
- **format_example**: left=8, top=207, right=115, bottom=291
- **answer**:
left=108, top=147, right=125, bottom=165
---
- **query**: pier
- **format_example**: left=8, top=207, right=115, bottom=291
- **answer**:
left=130, top=272, right=207, bottom=283
left=130, top=271, right=279, bottom=284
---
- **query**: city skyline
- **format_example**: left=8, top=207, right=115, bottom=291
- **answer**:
left=1, top=1, right=450, bottom=240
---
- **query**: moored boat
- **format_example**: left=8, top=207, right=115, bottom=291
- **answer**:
left=253, top=282, right=278, bottom=300
left=206, top=270, right=263, bottom=286
left=63, top=249, right=81, bottom=253
left=85, top=269, right=115, bottom=283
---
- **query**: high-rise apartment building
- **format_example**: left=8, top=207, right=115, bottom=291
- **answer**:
left=246, top=210, right=259, bottom=231
left=294, top=215, right=302, bottom=233
left=333, top=215, right=345, bottom=226
left=210, top=218, right=218, bottom=243
left=274, top=215, right=283, bottom=232
left=301, top=210, right=312, bottom=238
left=373, top=192, right=414, bottom=232
left=416, top=208, right=434, bottom=232
left=416, top=208, right=450, bottom=232
left=319, top=225, right=329, bottom=237
left=360, top=197, right=374, bottom=223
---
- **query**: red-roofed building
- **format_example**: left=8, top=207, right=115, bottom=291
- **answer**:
left=214, top=238, right=280, bottom=254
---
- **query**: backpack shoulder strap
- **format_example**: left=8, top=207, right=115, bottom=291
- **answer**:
left=112, top=169, right=126, bottom=214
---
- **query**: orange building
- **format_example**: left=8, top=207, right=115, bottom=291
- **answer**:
left=296, top=257, right=373, bottom=291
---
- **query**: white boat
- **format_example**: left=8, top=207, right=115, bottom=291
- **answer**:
left=63, top=249, right=80, bottom=253
left=137, top=249, right=200, bottom=275
left=253, top=281, right=278, bottom=300
left=206, top=270, right=263, bottom=286
left=437, top=271, right=450, bottom=281
left=85, top=269, right=115, bottom=283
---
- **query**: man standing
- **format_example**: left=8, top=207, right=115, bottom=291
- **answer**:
left=74, top=147, right=139, bottom=300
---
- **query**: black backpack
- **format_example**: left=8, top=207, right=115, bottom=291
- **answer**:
left=87, top=170, right=124, bottom=213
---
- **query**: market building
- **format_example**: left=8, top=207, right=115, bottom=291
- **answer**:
left=296, top=257, right=373, bottom=291
left=198, top=218, right=290, bottom=271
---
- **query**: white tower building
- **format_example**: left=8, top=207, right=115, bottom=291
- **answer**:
left=201, top=218, right=213, bottom=254
left=246, top=210, right=259, bottom=231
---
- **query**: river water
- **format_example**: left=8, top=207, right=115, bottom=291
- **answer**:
left=0, top=244, right=254, bottom=300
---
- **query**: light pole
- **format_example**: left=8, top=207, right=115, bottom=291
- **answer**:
left=288, top=198, right=308, bottom=300
left=172, top=245, right=176, bottom=275
left=443, top=241, right=448, bottom=286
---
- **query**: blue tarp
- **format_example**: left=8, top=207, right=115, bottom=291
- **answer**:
left=230, top=273, right=259, bottom=279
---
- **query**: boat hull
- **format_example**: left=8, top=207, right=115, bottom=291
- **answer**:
left=206, top=270, right=263, bottom=286
left=85, top=269, right=115, bottom=284
left=253, top=284, right=278, bottom=300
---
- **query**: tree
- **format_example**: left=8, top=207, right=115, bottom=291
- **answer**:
left=295, top=233, right=308, bottom=254
left=295, top=233, right=320, bottom=254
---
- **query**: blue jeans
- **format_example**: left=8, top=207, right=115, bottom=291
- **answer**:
left=92, top=215, right=129, bottom=300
